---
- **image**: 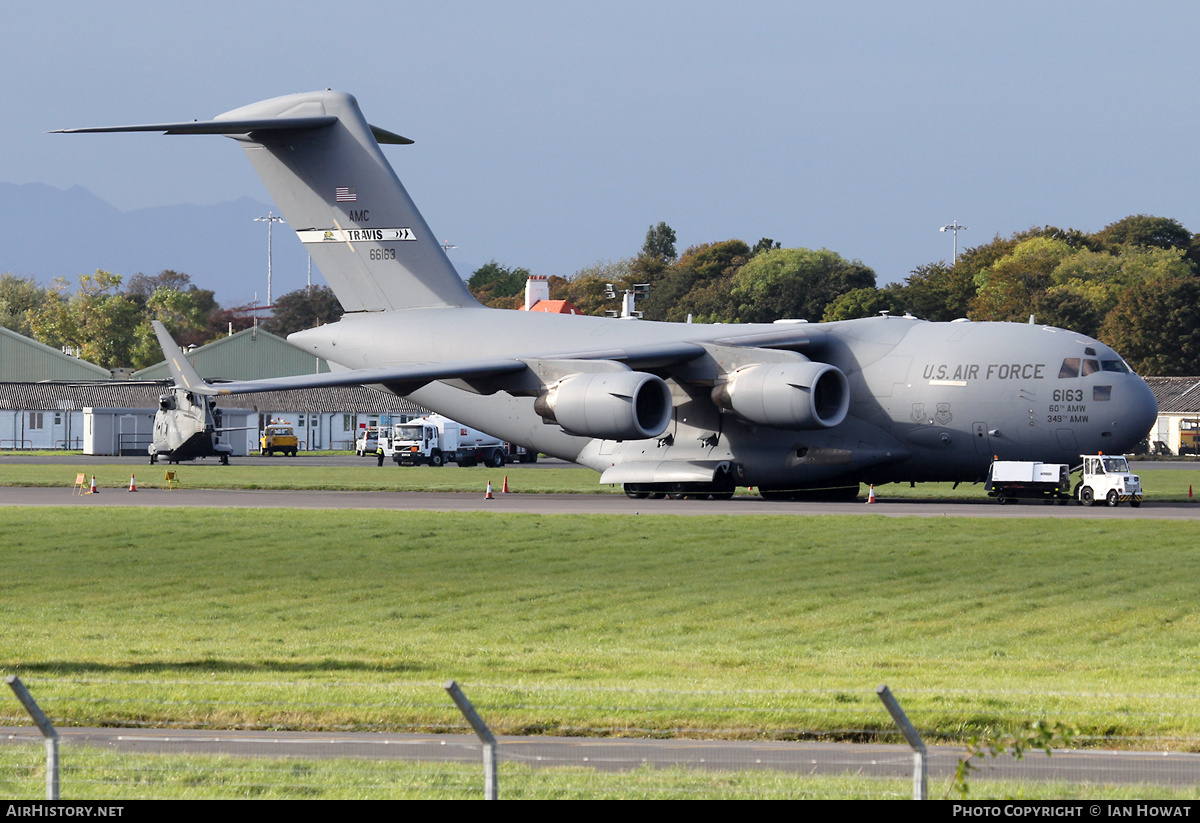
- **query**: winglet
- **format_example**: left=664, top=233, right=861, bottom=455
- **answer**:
left=152, top=321, right=215, bottom=394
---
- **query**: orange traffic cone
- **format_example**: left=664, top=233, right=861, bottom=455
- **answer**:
left=502, top=475, right=509, bottom=494
left=128, top=474, right=138, bottom=492
left=485, top=481, right=494, bottom=500
left=88, top=475, right=99, bottom=495
left=865, top=484, right=876, bottom=504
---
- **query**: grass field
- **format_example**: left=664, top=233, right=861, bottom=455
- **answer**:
left=4, top=745, right=1197, bottom=800
left=2, top=506, right=1200, bottom=746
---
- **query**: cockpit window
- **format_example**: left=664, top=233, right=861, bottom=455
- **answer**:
left=1081, top=359, right=1100, bottom=376
left=1058, top=358, right=1079, bottom=378
left=1101, top=360, right=1129, bottom=374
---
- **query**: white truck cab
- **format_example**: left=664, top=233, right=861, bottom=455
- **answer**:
left=1077, top=454, right=1142, bottom=507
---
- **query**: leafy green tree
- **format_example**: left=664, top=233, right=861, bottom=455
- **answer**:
left=562, top=259, right=634, bottom=316
left=129, top=288, right=215, bottom=368
left=0, top=273, right=46, bottom=337
left=822, top=286, right=899, bottom=321
left=751, top=238, right=781, bottom=256
left=27, top=271, right=142, bottom=369
left=467, top=261, right=531, bottom=308
left=1099, top=273, right=1200, bottom=375
left=1030, top=288, right=1106, bottom=337
left=125, top=269, right=195, bottom=301
left=205, top=304, right=259, bottom=340
left=970, top=237, right=1074, bottom=322
left=641, top=222, right=677, bottom=262
left=888, top=262, right=976, bottom=321
left=641, top=240, right=750, bottom=322
left=261, top=286, right=343, bottom=337
left=1095, top=214, right=1192, bottom=252
left=730, top=247, right=875, bottom=323
left=1034, top=246, right=1194, bottom=336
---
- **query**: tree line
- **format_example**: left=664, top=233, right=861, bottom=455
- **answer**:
left=4, top=214, right=1197, bottom=375
left=0, top=270, right=342, bottom=370
left=468, top=215, right=1200, bottom=376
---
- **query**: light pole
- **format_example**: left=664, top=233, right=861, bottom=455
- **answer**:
left=255, top=211, right=286, bottom=305
left=939, top=220, right=968, bottom=264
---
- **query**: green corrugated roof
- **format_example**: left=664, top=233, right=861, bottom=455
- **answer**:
left=0, top=326, right=112, bottom=381
left=134, top=326, right=331, bottom=381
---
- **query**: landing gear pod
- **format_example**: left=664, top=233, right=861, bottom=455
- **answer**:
left=712, top=362, right=849, bottom=429
left=535, top=371, right=673, bottom=440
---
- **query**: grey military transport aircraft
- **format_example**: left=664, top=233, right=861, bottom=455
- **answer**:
left=58, top=90, right=1159, bottom=499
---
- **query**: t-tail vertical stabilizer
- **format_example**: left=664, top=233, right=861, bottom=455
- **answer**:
left=55, top=91, right=477, bottom=314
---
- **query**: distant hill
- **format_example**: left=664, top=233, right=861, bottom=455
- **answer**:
left=0, top=182, right=320, bottom=307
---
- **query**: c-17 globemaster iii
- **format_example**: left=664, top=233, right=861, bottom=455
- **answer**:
left=58, top=91, right=1158, bottom=499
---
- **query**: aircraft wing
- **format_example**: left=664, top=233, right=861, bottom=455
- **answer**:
left=508, top=326, right=826, bottom=369
left=151, top=320, right=529, bottom=396
left=152, top=321, right=822, bottom=397
left=206, top=359, right=529, bottom=395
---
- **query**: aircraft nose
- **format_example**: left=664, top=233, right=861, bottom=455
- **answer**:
left=1112, top=375, right=1158, bottom=449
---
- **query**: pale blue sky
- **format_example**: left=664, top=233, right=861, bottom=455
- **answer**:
left=5, top=0, right=1199, bottom=294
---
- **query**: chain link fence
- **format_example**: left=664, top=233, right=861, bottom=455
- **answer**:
left=3, top=677, right=1200, bottom=800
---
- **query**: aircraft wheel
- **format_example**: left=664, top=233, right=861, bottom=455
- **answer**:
left=624, top=485, right=649, bottom=499
left=710, top=490, right=735, bottom=501
left=648, top=492, right=666, bottom=500
left=1106, top=489, right=1120, bottom=507
left=1080, top=485, right=1095, bottom=506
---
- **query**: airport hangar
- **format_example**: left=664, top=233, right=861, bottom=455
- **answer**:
left=0, top=324, right=421, bottom=455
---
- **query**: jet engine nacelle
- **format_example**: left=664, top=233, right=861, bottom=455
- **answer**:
left=535, top=371, right=673, bottom=440
left=711, top=361, right=850, bottom=429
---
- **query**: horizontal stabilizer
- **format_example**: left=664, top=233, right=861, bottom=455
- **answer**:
left=51, top=116, right=338, bottom=135
left=52, top=117, right=413, bottom=144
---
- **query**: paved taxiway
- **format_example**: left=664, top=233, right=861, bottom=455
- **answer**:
left=3, top=726, right=1196, bottom=787
left=4, top=485, right=1199, bottom=519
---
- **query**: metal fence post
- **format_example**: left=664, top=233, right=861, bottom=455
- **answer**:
left=876, top=684, right=927, bottom=800
left=6, top=676, right=59, bottom=800
left=444, top=680, right=498, bottom=800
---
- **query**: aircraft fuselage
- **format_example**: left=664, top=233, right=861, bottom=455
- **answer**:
left=290, top=309, right=1157, bottom=490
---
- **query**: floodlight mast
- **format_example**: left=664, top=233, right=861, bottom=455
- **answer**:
left=939, top=220, right=968, bottom=264
left=255, top=211, right=287, bottom=305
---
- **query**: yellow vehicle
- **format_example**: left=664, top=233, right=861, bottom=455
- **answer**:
left=260, top=421, right=299, bottom=457
left=1180, top=419, right=1200, bottom=456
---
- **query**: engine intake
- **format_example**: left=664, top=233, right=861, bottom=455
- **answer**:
left=711, top=361, right=849, bottom=429
left=535, top=371, right=673, bottom=440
